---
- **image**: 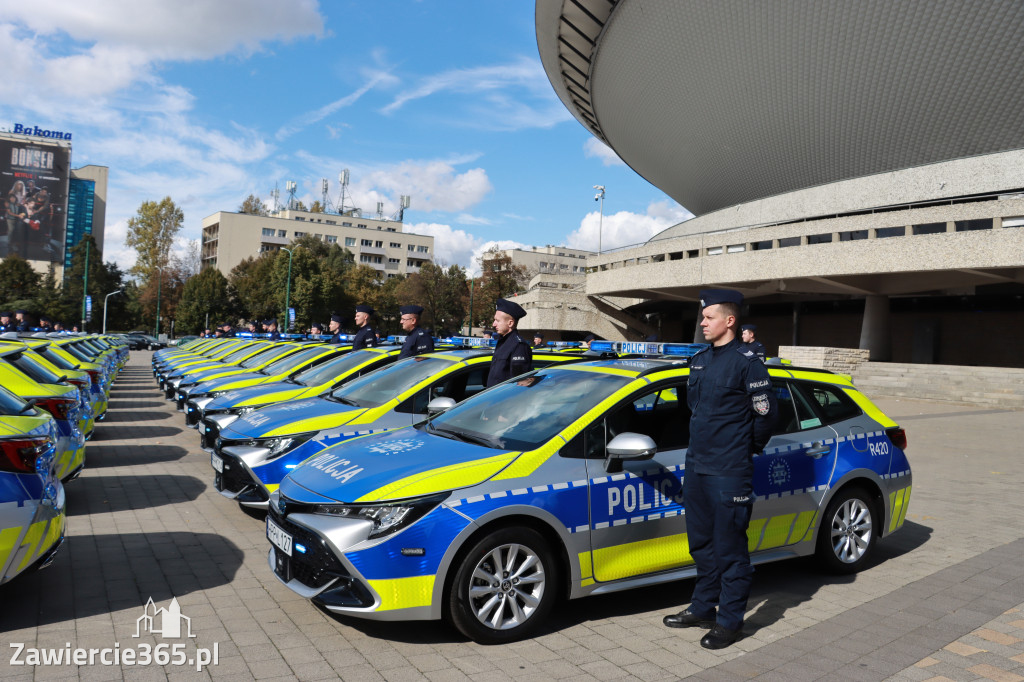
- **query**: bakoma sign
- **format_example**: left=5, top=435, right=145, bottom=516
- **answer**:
left=11, top=124, right=72, bottom=141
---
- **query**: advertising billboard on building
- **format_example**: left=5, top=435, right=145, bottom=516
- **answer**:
left=0, top=135, right=70, bottom=263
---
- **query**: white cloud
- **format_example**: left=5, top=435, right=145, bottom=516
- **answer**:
left=456, top=214, right=492, bottom=226
left=584, top=138, right=626, bottom=166
left=565, top=200, right=693, bottom=252
left=275, top=70, right=396, bottom=141
left=404, top=222, right=531, bottom=275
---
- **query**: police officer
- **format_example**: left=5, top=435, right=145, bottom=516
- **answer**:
left=532, top=331, right=545, bottom=349
left=246, top=320, right=260, bottom=334
left=0, top=312, right=11, bottom=332
left=398, top=305, right=434, bottom=357
left=486, top=299, right=532, bottom=387
left=741, top=324, right=767, bottom=362
left=309, top=321, right=324, bottom=338
left=264, top=319, right=281, bottom=341
left=14, top=310, right=29, bottom=332
left=352, top=305, right=378, bottom=350
left=663, top=289, right=777, bottom=649
left=328, top=314, right=346, bottom=344
left=39, top=316, right=53, bottom=331
left=221, top=322, right=235, bottom=338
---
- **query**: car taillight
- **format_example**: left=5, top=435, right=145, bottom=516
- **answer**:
left=87, top=369, right=102, bottom=385
left=35, top=397, right=77, bottom=421
left=886, top=427, right=907, bottom=450
left=0, top=438, right=51, bottom=473
left=68, top=377, right=89, bottom=392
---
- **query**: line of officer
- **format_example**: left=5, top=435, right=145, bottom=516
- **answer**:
left=531, top=331, right=545, bottom=349
left=663, top=288, right=778, bottom=650
left=14, top=310, right=29, bottom=332
left=486, top=298, right=532, bottom=387
left=0, top=312, right=11, bottom=332
left=741, top=324, right=767, bottom=362
left=352, top=305, right=378, bottom=350
left=398, top=305, right=434, bottom=357
left=264, top=319, right=281, bottom=341
left=328, top=314, right=345, bottom=344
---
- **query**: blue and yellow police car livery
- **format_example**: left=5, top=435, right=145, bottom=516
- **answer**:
left=212, top=346, right=582, bottom=510
left=160, top=340, right=289, bottom=398
left=0, top=387, right=65, bottom=586
left=265, top=345, right=911, bottom=643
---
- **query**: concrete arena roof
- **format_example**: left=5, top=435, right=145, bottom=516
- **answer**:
left=536, top=0, right=1024, bottom=217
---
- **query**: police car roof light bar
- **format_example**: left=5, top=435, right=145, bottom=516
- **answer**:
left=589, top=340, right=709, bottom=357
left=546, top=341, right=582, bottom=348
left=444, top=336, right=496, bottom=348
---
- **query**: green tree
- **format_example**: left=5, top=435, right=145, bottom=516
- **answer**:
left=272, top=236, right=353, bottom=330
left=239, top=194, right=267, bottom=216
left=125, top=197, right=183, bottom=281
left=291, top=200, right=308, bottom=211
left=309, top=200, right=325, bottom=213
left=0, top=254, right=41, bottom=305
left=397, top=262, right=468, bottom=335
left=473, top=247, right=528, bottom=329
left=176, top=267, right=231, bottom=334
left=228, top=254, right=279, bottom=322
left=31, top=265, right=64, bottom=322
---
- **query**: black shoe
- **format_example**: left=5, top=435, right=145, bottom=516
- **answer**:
left=663, top=608, right=715, bottom=629
left=700, top=624, right=742, bottom=649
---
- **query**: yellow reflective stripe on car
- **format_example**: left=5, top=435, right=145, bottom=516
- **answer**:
left=578, top=551, right=593, bottom=582
left=758, top=513, right=797, bottom=551
left=898, top=485, right=911, bottom=528
left=889, top=486, right=911, bottom=532
left=746, top=518, right=767, bottom=552
left=17, top=520, right=47, bottom=571
left=781, top=370, right=855, bottom=388
left=357, top=451, right=521, bottom=502
left=842, top=389, right=898, bottom=428
left=366, top=575, right=435, bottom=611
left=0, top=526, right=22, bottom=572
left=265, top=411, right=362, bottom=437
left=789, top=510, right=818, bottom=544
left=592, top=533, right=693, bottom=582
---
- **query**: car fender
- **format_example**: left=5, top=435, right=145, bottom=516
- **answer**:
left=815, top=467, right=910, bottom=541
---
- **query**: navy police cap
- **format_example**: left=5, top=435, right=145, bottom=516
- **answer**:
left=399, top=305, right=424, bottom=316
left=495, top=298, right=526, bottom=320
left=355, top=304, right=374, bottom=314
left=533, top=331, right=544, bottom=340
left=311, top=321, right=324, bottom=330
left=330, top=314, right=344, bottom=324
left=262, top=319, right=276, bottom=326
left=741, top=324, right=757, bottom=332
left=699, top=288, right=744, bottom=309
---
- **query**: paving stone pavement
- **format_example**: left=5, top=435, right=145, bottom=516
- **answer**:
left=1, top=351, right=1022, bottom=681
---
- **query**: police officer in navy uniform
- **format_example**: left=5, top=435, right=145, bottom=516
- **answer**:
left=309, top=321, right=324, bottom=339
left=0, top=312, right=11, bottom=332
left=328, top=314, right=346, bottom=344
left=486, top=299, right=533, bottom=387
left=398, top=305, right=434, bottom=357
left=246, top=319, right=260, bottom=334
left=741, top=324, right=767, bottom=362
left=14, top=310, right=29, bottom=332
left=352, top=305, right=378, bottom=350
left=220, top=322, right=235, bottom=338
left=532, top=331, right=545, bottom=349
left=663, top=289, right=777, bottom=649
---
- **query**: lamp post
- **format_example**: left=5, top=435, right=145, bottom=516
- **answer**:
left=80, top=238, right=90, bottom=331
left=102, top=289, right=122, bottom=334
left=155, top=266, right=165, bottom=338
left=593, top=185, right=605, bottom=255
left=280, top=247, right=293, bottom=331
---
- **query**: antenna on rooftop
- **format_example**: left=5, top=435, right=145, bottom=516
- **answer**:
left=390, top=194, right=411, bottom=222
left=285, top=181, right=297, bottom=210
left=271, top=184, right=280, bottom=213
left=321, top=178, right=329, bottom=211
left=376, top=201, right=384, bottom=219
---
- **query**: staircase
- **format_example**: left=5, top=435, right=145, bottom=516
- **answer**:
left=852, top=362, right=1024, bottom=409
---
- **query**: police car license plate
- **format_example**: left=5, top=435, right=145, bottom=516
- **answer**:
left=211, top=453, right=223, bottom=473
left=267, top=518, right=293, bottom=557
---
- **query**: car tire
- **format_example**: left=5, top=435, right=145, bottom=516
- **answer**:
left=448, top=527, right=558, bottom=644
left=816, top=485, right=877, bottom=574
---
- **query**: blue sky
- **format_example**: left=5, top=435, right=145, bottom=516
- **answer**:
left=0, top=0, right=691, bottom=275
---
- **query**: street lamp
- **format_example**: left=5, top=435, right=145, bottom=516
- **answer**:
left=593, top=185, right=605, bottom=255
left=81, top=238, right=90, bottom=331
left=280, top=247, right=293, bottom=332
left=102, top=289, right=122, bottom=334
left=155, top=266, right=165, bottom=337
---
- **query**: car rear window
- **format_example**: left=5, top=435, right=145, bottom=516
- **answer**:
left=796, top=382, right=863, bottom=425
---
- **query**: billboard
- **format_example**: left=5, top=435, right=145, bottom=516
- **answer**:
left=0, top=135, right=70, bottom=263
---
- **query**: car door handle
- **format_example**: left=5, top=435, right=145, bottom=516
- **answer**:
left=805, top=442, right=830, bottom=458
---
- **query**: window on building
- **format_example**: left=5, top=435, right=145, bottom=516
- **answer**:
left=408, top=244, right=416, bottom=251
left=390, top=242, right=401, bottom=248
left=726, top=244, right=746, bottom=253
left=912, top=222, right=946, bottom=235
left=874, top=227, right=904, bottom=239
left=342, top=222, right=352, bottom=227
left=361, top=239, right=373, bottom=247
left=314, top=233, right=322, bottom=240
left=357, top=223, right=367, bottom=228
left=295, top=231, right=306, bottom=238
left=387, top=227, right=397, bottom=232
left=345, top=237, right=356, bottom=247
left=325, top=220, right=336, bottom=225
left=954, top=219, right=993, bottom=232
left=278, top=229, right=287, bottom=237
left=1003, top=216, right=1024, bottom=228
left=326, top=235, right=337, bottom=244
left=751, top=240, right=773, bottom=250
left=417, top=245, right=429, bottom=253
left=375, top=240, right=383, bottom=247
left=841, top=230, right=872, bottom=240
left=389, top=257, right=400, bottom=263
left=262, top=228, right=275, bottom=237
left=778, top=237, right=801, bottom=248
left=706, top=246, right=723, bottom=256
left=807, top=233, right=832, bottom=244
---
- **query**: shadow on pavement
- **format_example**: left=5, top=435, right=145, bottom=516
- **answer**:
left=106, top=400, right=169, bottom=410
left=0, top=532, right=245, bottom=630
left=80, top=444, right=189, bottom=468
left=90, top=425, right=182, bottom=440
left=65, top=473, right=206, bottom=516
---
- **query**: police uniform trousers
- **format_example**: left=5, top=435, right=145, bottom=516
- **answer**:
left=683, top=472, right=754, bottom=631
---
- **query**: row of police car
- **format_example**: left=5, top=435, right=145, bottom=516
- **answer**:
left=158, top=332, right=913, bottom=643
left=0, top=332, right=127, bottom=586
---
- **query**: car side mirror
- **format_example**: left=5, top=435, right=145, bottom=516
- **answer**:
left=605, top=432, right=657, bottom=473
left=427, top=396, right=457, bottom=414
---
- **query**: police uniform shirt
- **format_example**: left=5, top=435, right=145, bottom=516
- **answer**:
left=399, top=327, right=434, bottom=358
left=744, top=340, right=767, bottom=361
left=351, top=325, right=378, bottom=350
left=486, top=330, right=533, bottom=387
left=267, top=330, right=281, bottom=341
left=686, top=337, right=778, bottom=477
left=330, top=332, right=345, bottom=344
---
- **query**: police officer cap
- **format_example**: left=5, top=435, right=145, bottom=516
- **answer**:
left=399, top=305, right=424, bottom=317
left=311, top=321, right=324, bottom=331
left=533, top=331, right=544, bottom=340
left=699, top=288, right=744, bottom=309
left=248, top=319, right=260, bottom=327
left=39, top=316, right=50, bottom=323
left=495, top=298, right=526, bottom=320
left=741, top=324, right=757, bottom=332
left=0, top=311, right=9, bottom=318
left=330, top=314, right=344, bottom=324
left=355, top=304, right=374, bottom=315
left=15, top=309, right=26, bottom=315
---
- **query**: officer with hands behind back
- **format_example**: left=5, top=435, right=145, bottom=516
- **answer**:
left=486, top=298, right=533, bottom=387
left=741, top=324, right=767, bottom=362
left=398, top=305, right=434, bottom=357
left=663, top=289, right=777, bottom=650
left=352, top=305, right=378, bottom=350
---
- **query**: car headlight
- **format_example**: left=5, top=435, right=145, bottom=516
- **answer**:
left=233, top=405, right=258, bottom=416
left=312, top=492, right=450, bottom=539
left=193, top=396, right=215, bottom=410
left=245, top=432, right=316, bottom=459
left=170, top=377, right=183, bottom=388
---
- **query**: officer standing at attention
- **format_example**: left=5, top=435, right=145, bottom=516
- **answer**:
left=0, top=312, right=11, bottom=332
left=221, top=322, right=235, bottom=338
left=328, top=314, right=346, bottom=344
left=246, top=320, right=260, bottom=334
left=663, top=289, right=777, bottom=650
left=352, top=305, right=378, bottom=350
left=486, top=299, right=532, bottom=387
left=398, top=305, right=434, bottom=357
left=532, top=331, right=545, bottom=349
left=741, top=324, right=767, bottom=362
left=14, top=310, right=29, bottom=332
left=309, top=321, right=324, bottom=338
left=264, top=319, right=281, bottom=341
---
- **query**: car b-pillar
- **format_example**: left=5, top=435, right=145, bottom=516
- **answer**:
left=858, top=294, right=891, bottom=362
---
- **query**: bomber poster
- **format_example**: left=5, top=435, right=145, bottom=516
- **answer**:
left=0, top=137, right=70, bottom=263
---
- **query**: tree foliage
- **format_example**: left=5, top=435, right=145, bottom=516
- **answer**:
left=471, top=247, right=529, bottom=329
left=125, top=197, right=183, bottom=280
left=228, top=254, right=279, bottom=324
left=58, top=236, right=134, bottom=331
left=176, top=267, right=231, bottom=334
left=239, top=194, right=267, bottom=216
left=397, top=262, right=468, bottom=335
left=309, top=200, right=325, bottom=213
left=0, top=254, right=41, bottom=304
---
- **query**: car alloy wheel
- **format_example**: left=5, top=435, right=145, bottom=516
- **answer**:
left=817, top=486, right=876, bottom=574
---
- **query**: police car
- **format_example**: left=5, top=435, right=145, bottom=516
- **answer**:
left=265, top=341, right=911, bottom=643
left=212, top=341, right=583, bottom=510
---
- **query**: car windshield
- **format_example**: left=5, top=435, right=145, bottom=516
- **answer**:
left=76, top=339, right=104, bottom=354
left=240, top=345, right=295, bottom=368
left=0, top=384, right=30, bottom=415
left=61, top=343, right=93, bottom=362
left=8, top=352, right=64, bottom=384
left=293, top=349, right=384, bottom=386
left=223, top=343, right=269, bottom=363
left=260, top=346, right=330, bottom=375
left=329, top=356, right=452, bottom=408
left=38, top=348, right=77, bottom=371
left=423, top=368, right=631, bottom=451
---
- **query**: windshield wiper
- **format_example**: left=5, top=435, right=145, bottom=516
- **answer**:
left=429, top=426, right=499, bottom=448
left=329, top=395, right=361, bottom=407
